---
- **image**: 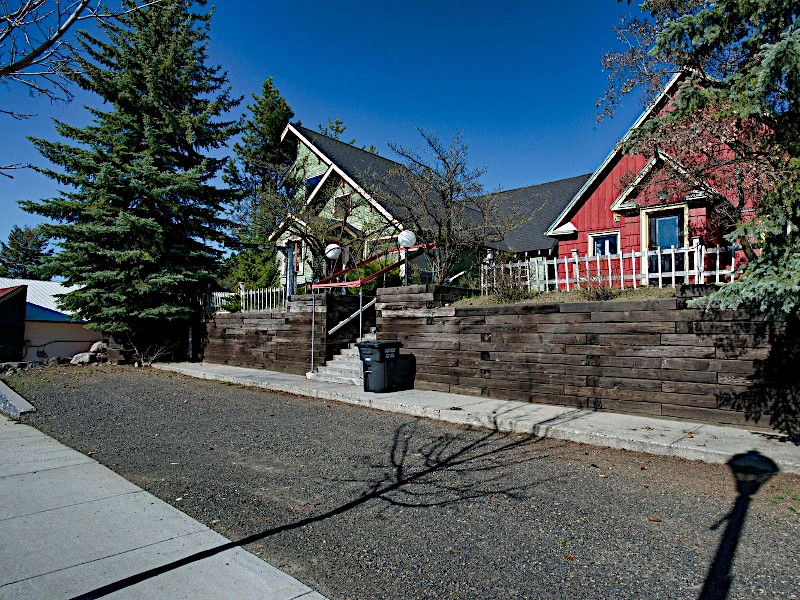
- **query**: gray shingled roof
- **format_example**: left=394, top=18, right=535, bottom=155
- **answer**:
left=485, top=174, right=592, bottom=253
left=294, top=125, right=590, bottom=254
left=296, top=126, right=413, bottom=217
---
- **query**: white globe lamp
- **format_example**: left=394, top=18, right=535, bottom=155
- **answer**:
left=325, top=243, right=342, bottom=261
left=397, top=230, right=416, bottom=249
left=397, top=230, right=416, bottom=286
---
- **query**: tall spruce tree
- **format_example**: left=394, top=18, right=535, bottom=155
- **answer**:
left=222, top=77, right=294, bottom=289
left=22, top=0, right=239, bottom=350
left=0, top=225, right=52, bottom=279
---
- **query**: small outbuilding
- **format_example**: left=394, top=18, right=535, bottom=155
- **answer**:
left=0, top=285, right=27, bottom=361
left=0, top=278, right=102, bottom=361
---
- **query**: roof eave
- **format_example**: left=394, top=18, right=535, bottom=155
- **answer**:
left=545, top=71, right=687, bottom=236
left=280, top=123, right=402, bottom=229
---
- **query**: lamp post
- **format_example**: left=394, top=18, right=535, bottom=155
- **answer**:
left=325, top=243, right=343, bottom=294
left=398, top=230, right=416, bottom=287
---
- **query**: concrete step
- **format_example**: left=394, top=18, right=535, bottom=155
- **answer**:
left=325, top=358, right=362, bottom=369
left=316, top=365, right=362, bottom=378
left=306, top=372, right=362, bottom=386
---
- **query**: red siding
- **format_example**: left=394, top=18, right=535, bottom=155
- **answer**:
left=558, top=154, right=647, bottom=258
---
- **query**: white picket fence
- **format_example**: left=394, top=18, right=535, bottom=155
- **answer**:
left=480, top=244, right=739, bottom=294
left=206, top=287, right=286, bottom=313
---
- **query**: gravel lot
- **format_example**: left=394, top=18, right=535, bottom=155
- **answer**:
left=6, top=364, right=800, bottom=600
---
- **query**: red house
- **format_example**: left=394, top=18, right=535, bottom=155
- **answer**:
left=542, top=73, right=756, bottom=280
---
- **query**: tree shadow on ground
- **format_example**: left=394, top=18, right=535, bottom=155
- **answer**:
left=70, top=410, right=562, bottom=600
left=698, top=450, right=779, bottom=600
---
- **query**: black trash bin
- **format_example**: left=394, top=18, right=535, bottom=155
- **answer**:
left=394, top=354, right=416, bottom=391
left=356, top=340, right=403, bottom=393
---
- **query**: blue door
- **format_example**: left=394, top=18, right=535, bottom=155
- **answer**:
left=648, top=211, right=685, bottom=277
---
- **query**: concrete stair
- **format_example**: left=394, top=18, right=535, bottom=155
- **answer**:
left=306, top=344, right=365, bottom=387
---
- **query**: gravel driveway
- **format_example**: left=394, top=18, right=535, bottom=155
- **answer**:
left=7, top=364, right=800, bottom=599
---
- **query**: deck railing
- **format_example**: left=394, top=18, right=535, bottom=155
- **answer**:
left=206, top=287, right=286, bottom=313
left=480, top=244, right=740, bottom=294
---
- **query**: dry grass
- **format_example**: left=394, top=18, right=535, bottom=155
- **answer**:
left=452, top=285, right=677, bottom=307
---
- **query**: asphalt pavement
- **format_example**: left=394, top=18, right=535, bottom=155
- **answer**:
left=2, top=365, right=799, bottom=599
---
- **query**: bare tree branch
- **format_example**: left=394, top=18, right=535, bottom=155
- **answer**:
left=368, top=127, right=532, bottom=285
left=0, top=161, right=28, bottom=177
left=0, top=0, right=90, bottom=78
left=0, top=0, right=163, bottom=109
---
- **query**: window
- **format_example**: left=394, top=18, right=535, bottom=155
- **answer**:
left=650, top=214, right=681, bottom=250
left=305, top=173, right=324, bottom=196
left=589, top=232, right=620, bottom=256
left=333, top=194, right=352, bottom=218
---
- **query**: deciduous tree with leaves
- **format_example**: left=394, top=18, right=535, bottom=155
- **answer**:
left=22, top=0, right=239, bottom=353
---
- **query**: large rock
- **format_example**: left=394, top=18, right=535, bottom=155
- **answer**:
left=70, top=352, right=95, bottom=365
left=89, top=341, right=107, bottom=353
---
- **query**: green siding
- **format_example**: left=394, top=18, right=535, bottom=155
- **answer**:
left=281, top=138, right=399, bottom=287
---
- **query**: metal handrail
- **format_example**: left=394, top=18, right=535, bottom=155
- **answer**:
left=328, top=297, right=377, bottom=336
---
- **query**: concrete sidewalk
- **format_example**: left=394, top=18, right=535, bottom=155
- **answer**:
left=0, top=414, right=327, bottom=600
left=155, top=362, right=800, bottom=476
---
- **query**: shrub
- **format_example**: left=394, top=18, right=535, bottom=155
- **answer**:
left=581, top=279, right=619, bottom=302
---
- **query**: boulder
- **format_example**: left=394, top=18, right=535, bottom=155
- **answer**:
left=70, top=352, right=95, bottom=365
left=46, top=357, right=71, bottom=366
left=89, top=341, right=107, bottom=353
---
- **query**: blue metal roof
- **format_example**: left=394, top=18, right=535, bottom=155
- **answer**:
left=25, top=302, right=85, bottom=323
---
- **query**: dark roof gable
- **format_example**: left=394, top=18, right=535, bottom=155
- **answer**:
left=487, top=174, right=592, bottom=253
left=292, top=125, right=589, bottom=253
left=295, top=126, right=413, bottom=216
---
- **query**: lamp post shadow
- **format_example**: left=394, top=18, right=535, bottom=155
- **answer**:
left=698, top=450, right=779, bottom=600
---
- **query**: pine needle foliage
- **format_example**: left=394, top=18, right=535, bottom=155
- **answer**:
left=222, top=77, right=294, bottom=289
left=0, top=225, right=52, bottom=279
left=22, top=0, right=240, bottom=345
left=602, top=0, right=800, bottom=319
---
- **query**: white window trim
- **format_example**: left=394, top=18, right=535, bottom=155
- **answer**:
left=588, top=230, right=621, bottom=256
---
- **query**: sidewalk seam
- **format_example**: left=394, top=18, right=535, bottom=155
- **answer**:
left=0, top=458, right=92, bottom=480
left=0, top=489, right=143, bottom=523
left=0, top=527, right=210, bottom=589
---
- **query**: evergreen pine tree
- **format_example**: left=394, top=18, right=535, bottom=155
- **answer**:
left=22, top=0, right=239, bottom=350
left=222, top=77, right=294, bottom=289
left=0, top=225, right=52, bottom=280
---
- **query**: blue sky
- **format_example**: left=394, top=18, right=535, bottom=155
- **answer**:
left=0, top=0, right=647, bottom=241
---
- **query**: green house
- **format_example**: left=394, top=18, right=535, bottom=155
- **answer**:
left=274, top=124, right=410, bottom=289
left=274, top=123, right=591, bottom=290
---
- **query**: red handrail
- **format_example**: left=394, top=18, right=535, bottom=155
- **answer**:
left=311, top=243, right=436, bottom=290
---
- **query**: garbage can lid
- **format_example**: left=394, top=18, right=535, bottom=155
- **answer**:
left=355, top=340, right=403, bottom=349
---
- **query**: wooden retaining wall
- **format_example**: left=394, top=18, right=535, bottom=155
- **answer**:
left=376, top=285, right=798, bottom=430
left=202, top=293, right=375, bottom=375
